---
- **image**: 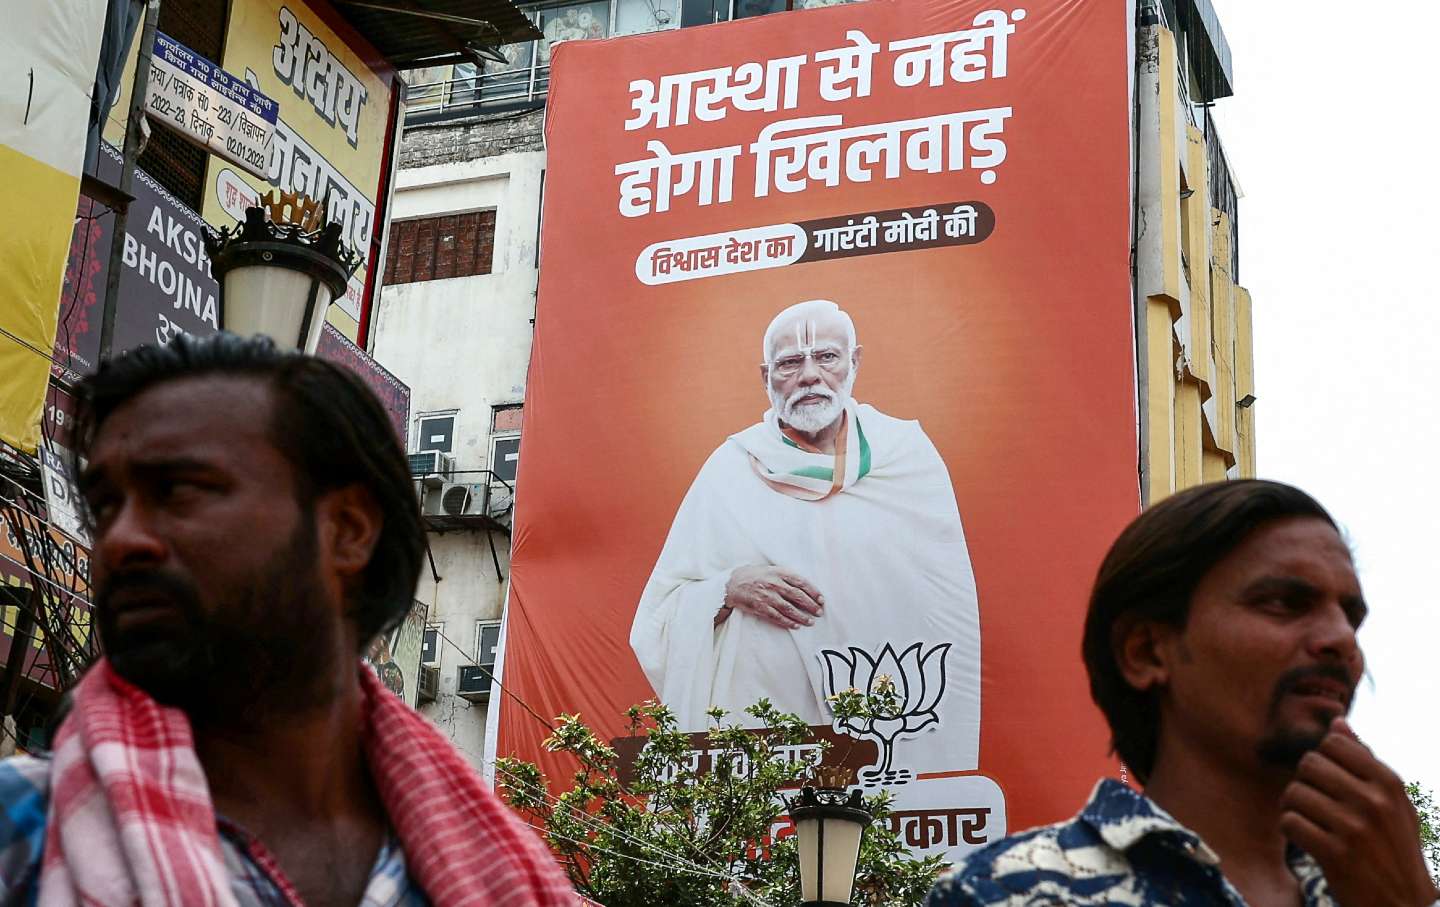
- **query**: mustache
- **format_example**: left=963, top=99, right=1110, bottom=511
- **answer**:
left=786, top=386, right=835, bottom=407
left=97, top=569, right=202, bottom=618
left=1271, top=663, right=1356, bottom=708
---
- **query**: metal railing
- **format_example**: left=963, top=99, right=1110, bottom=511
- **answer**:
left=405, top=66, right=552, bottom=119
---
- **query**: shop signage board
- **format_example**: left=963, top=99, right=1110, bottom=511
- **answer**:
left=56, top=144, right=411, bottom=444
left=38, top=448, right=89, bottom=546
left=204, top=0, right=398, bottom=335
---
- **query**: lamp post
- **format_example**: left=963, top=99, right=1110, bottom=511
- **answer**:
left=788, top=782, right=873, bottom=906
left=202, top=191, right=361, bottom=353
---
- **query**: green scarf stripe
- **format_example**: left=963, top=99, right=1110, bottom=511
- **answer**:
left=781, top=417, right=872, bottom=483
left=856, top=419, right=871, bottom=479
left=789, top=466, right=834, bottom=480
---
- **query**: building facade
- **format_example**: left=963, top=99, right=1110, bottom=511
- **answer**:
left=372, top=0, right=1257, bottom=766
left=1135, top=0, right=1256, bottom=501
left=371, top=117, right=546, bottom=761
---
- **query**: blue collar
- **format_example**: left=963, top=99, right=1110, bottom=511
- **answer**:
left=1078, top=779, right=1222, bottom=865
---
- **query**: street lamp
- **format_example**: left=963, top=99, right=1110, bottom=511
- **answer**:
left=788, top=783, right=873, bottom=906
left=202, top=191, right=361, bottom=353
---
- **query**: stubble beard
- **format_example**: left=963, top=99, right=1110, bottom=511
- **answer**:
left=1254, top=664, right=1354, bottom=769
left=96, top=510, right=339, bottom=724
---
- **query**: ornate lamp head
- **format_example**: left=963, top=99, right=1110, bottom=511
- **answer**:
left=202, top=190, right=362, bottom=353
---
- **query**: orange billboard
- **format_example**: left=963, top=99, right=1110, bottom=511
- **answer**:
left=498, top=0, right=1139, bottom=858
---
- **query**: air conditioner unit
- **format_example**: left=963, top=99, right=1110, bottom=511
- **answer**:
left=423, top=482, right=489, bottom=517
left=456, top=664, right=493, bottom=702
left=407, top=451, right=456, bottom=488
left=417, top=664, right=439, bottom=704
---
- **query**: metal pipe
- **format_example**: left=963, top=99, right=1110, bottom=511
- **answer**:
left=98, top=0, right=161, bottom=362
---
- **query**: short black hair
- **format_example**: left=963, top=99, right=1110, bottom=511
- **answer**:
left=1082, top=479, right=1339, bottom=783
left=72, top=332, right=425, bottom=648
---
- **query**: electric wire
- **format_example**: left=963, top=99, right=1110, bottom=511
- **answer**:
left=421, top=638, right=794, bottom=904
left=0, top=485, right=97, bottom=690
left=487, top=754, right=769, bottom=889
left=426, top=615, right=556, bottom=734
left=0, top=327, right=70, bottom=368
left=422, top=622, right=770, bottom=889
left=0, top=472, right=92, bottom=554
left=55, top=200, right=113, bottom=377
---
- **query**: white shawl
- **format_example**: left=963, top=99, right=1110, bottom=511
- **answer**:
left=629, top=402, right=981, bottom=773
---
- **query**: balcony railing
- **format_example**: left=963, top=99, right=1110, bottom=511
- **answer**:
left=406, top=66, right=552, bottom=120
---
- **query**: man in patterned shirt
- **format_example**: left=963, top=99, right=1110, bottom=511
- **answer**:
left=0, top=334, right=573, bottom=906
left=928, top=480, right=1438, bottom=907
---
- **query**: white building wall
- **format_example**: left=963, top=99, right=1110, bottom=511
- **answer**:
left=372, top=147, right=547, bottom=769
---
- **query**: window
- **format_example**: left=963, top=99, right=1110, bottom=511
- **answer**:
left=491, top=404, right=522, bottom=484
left=477, top=620, right=502, bottom=665
left=421, top=624, right=442, bottom=664
left=614, top=0, right=680, bottom=35
left=474, top=620, right=502, bottom=695
left=416, top=413, right=457, bottom=454
left=536, top=1, right=608, bottom=65
left=733, top=0, right=859, bottom=20
left=137, top=0, right=228, bottom=209
left=491, top=437, right=521, bottom=483
left=384, top=211, right=496, bottom=285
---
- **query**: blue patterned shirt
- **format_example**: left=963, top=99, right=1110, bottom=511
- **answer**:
left=926, top=779, right=1334, bottom=907
left=0, top=755, right=430, bottom=906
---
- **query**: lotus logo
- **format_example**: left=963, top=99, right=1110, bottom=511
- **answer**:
left=821, top=642, right=951, bottom=786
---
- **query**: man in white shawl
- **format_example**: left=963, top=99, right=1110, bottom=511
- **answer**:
left=630, top=300, right=982, bottom=775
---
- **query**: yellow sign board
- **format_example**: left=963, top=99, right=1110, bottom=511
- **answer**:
left=204, top=0, right=396, bottom=341
left=0, top=0, right=108, bottom=452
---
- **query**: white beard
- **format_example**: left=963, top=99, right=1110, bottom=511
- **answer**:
left=769, top=369, right=856, bottom=435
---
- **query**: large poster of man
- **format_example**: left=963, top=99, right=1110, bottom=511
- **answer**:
left=496, top=0, right=1141, bottom=861
left=631, top=298, right=981, bottom=781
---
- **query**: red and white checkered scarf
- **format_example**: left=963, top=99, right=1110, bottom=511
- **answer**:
left=39, top=661, right=576, bottom=907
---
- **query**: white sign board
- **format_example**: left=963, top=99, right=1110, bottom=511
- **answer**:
left=38, top=448, right=90, bottom=546
left=145, top=31, right=278, bottom=179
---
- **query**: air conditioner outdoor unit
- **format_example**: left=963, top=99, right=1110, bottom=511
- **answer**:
left=423, top=482, right=489, bottom=517
left=417, top=664, right=439, bottom=704
left=407, top=451, right=456, bottom=488
left=456, top=664, right=493, bottom=702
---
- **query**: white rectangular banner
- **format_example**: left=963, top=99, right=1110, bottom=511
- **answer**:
left=145, top=31, right=278, bottom=179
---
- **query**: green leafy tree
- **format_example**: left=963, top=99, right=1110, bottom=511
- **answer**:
left=1408, top=782, right=1440, bottom=886
left=497, top=691, right=945, bottom=906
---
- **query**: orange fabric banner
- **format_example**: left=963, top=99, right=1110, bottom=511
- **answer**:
left=500, top=0, right=1139, bottom=855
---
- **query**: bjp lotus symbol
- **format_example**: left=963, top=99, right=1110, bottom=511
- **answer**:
left=821, top=641, right=951, bottom=786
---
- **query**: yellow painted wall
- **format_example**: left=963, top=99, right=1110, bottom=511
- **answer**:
left=1141, top=24, right=1256, bottom=503
left=0, top=150, right=79, bottom=453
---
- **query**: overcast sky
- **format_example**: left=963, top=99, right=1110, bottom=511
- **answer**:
left=1206, top=0, right=1440, bottom=793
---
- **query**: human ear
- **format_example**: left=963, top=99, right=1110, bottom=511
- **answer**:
left=851, top=345, right=863, bottom=370
left=317, top=484, right=382, bottom=580
left=759, top=364, right=770, bottom=387
left=1113, top=617, right=1172, bottom=693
